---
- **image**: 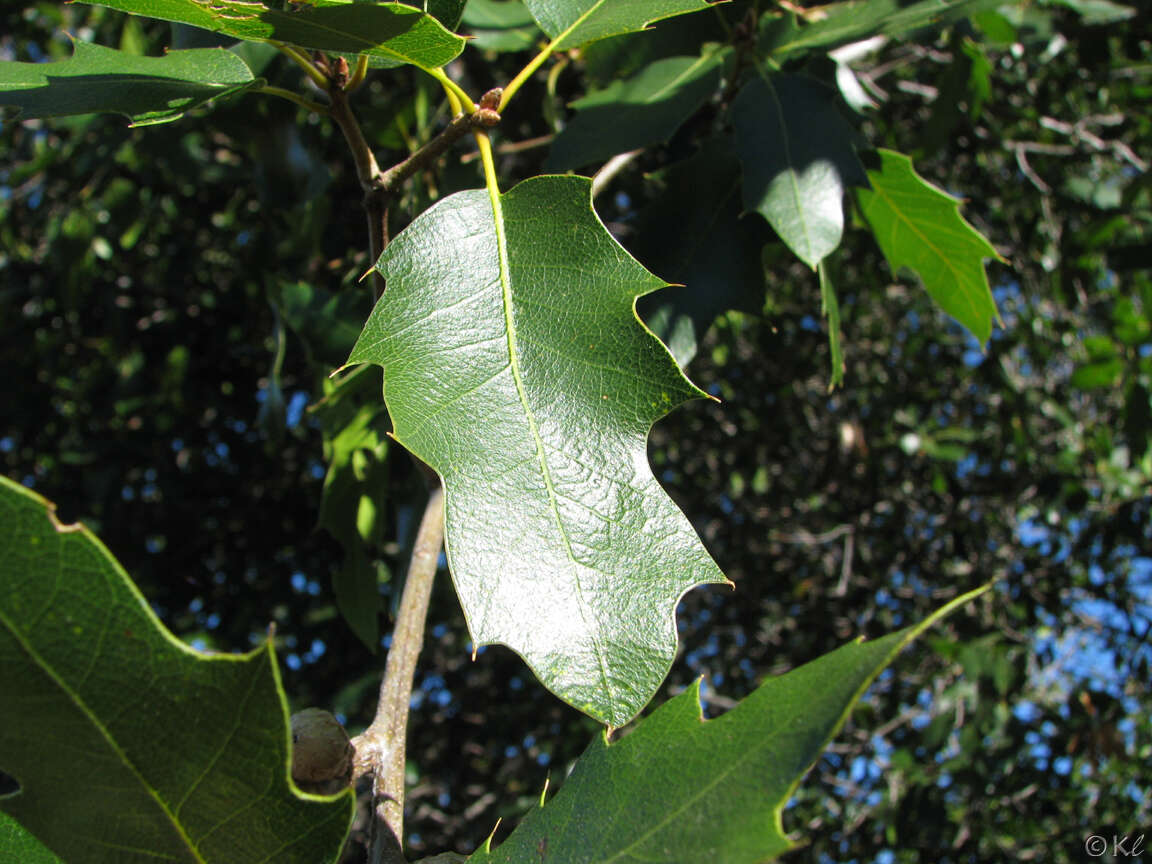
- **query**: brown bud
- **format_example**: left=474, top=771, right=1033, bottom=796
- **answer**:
left=478, top=88, right=503, bottom=112
left=332, top=56, right=350, bottom=89
left=290, top=708, right=354, bottom=794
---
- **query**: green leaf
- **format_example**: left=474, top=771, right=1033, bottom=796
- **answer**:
left=345, top=176, right=729, bottom=726
left=400, top=0, right=467, bottom=30
left=0, top=40, right=258, bottom=126
left=546, top=51, right=724, bottom=171
left=463, top=0, right=542, bottom=51
left=819, top=260, right=845, bottom=389
left=522, top=0, right=711, bottom=50
left=0, top=812, right=61, bottom=864
left=855, top=149, right=1001, bottom=344
left=81, top=0, right=465, bottom=70
left=1071, top=358, right=1124, bottom=390
left=733, top=75, right=868, bottom=270
left=468, top=587, right=989, bottom=864
left=278, top=280, right=371, bottom=368
left=315, top=369, right=392, bottom=650
left=0, top=476, right=353, bottom=864
left=463, top=0, right=537, bottom=28
left=630, top=139, right=771, bottom=367
left=760, top=0, right=999, bottom=60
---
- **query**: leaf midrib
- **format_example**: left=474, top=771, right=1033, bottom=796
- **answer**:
left=0, top=590, right=205, bottom=863
left=484, top=184, right=615, bottom=713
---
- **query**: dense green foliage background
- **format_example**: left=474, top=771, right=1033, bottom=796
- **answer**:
left=2, top=1, right=1149, bottom=861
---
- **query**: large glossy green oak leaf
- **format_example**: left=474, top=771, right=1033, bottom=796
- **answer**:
left=345, top=176, right=729, bottom=726
left=522, top=0, right=711, bottom=50
left=856, top=149, right=1002, bottom=344
left=0, top=40, right=258, bottom=126
left=81, top=0, right=464, bottom=70
left=468, top=587, right=988, bottom=864
left=0, top=476, right=353, bottom=864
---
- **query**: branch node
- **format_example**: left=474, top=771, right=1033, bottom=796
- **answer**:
left=473, top=108, right=502, bottom=128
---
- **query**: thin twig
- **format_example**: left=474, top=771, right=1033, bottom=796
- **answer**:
left=352, top=486, right=446, bottom=864
left=591, top=149, right=642, bottom=198
left=459, top=133, right=554, bottom=164
left=315, top=65, right=502, bottom=864
left=381, top=109, right=500, bottom=192
left=328, top=88, right=499, bottom=300
left=327, top=86, right=388, bottom=299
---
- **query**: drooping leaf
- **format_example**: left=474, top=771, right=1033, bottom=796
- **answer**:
left=468, top=587, right=989, bottom=864
left=819, top=259, right=845, bottom=389
left=81, top=0, right=465, bottom=70
left=522, top=0, right=711, bottom=50
left=760, top=0, right=1000, bottom=60
left=345, top=176, right=729, bottom=726
left=856, top=149, right=1001, bottom=344
left=630, top=139, right=771, bottom=367
left=0, top=476, right=353, bottom=864
left=314, top=367, right=392, bottom=650
left=546, top=51, right=725, bottom=171
left=278, top=280, right=371, bottom=368
left=733, top=74, right=868, bottom=270
left=0, top=40, right=257, bottom=126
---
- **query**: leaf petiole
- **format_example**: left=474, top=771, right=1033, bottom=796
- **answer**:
left=345, top=54, right=370, bottom=93
left=426, top=66, right=475, bottom=114
left=474, top=128, right=501, bottom=199
left=270, top=40, right=330, bottom=90
left=498, top=38, right=559, bottom=112
left=253, top=85, right=329, bottom=115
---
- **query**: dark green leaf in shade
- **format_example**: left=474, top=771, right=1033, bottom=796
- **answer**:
left=0, top=40, right=258, bottom=126
left=819, top=260, right=845, bottom=389
left=345, top=176, right=729, bottom=726
left=630, top=139, right=771, bottom=367
left=759, top=0, right=1000, bottom=61
left=314, top=368, right=392, bottom=650
left=855, top=149, right=1002, bottom=344
left=546, top=52, right=724, bottom=171
left=400, top=0, right=467, bottom=30
left=81, top=0, right=465, bottom=70
left=522, top=0, right=711, bottom=50
left=1124, top=381, right=1151, bottom=459
left=0, top=476, right=354, bottom=864
left=922, top=38, right=992, bottom=157
left=463, top=0, right=537, bottom=28
left=468, top=587, right=989, bottom=864
left=733, top=74, right=868, bottom=270
left=462, top=0, right=542, bottom=52
left=278, top=280, right=371, bottom=369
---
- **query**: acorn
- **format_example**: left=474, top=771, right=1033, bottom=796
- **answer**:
left=290, top=708, right=354, bottom=795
